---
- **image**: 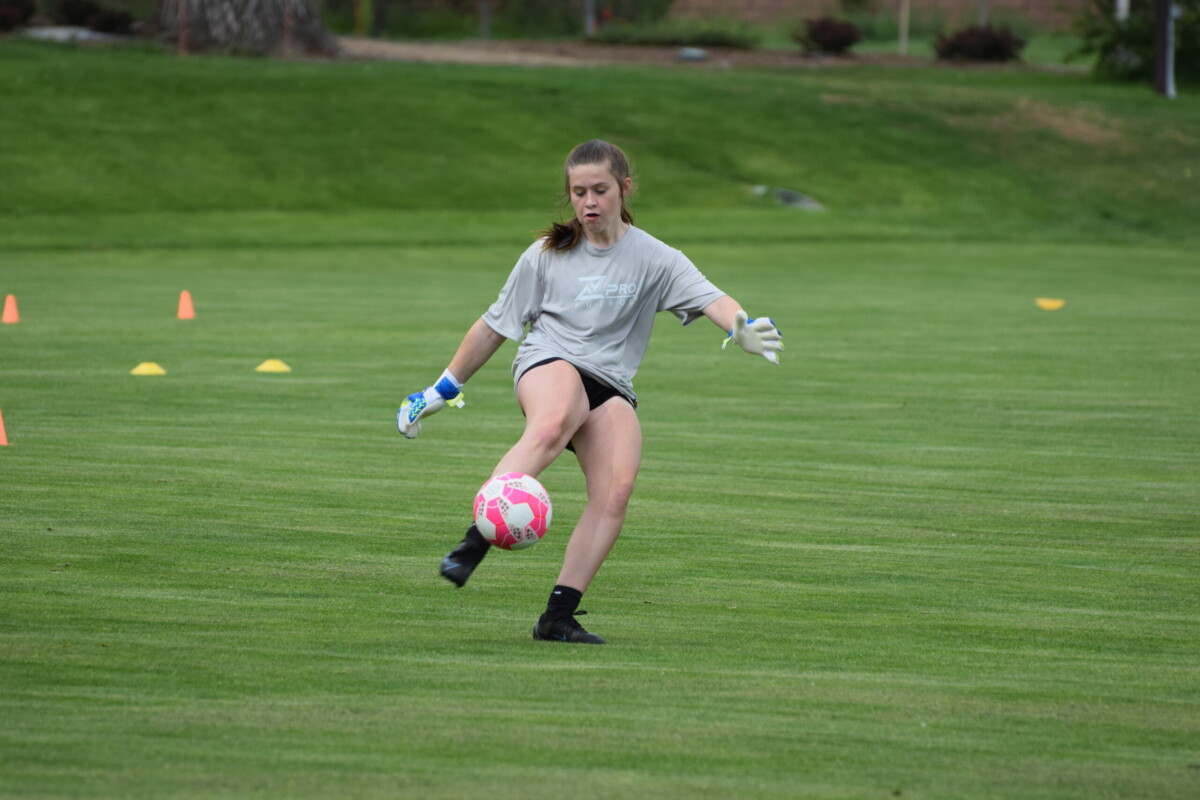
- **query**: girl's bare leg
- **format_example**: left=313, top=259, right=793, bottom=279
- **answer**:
left=440, top=361, right=588, bottom=588
left=555, top=398, right=642, bottom=593
left=493, top=360, right=590, bottom=478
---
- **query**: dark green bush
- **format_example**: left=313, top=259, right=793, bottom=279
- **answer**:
left=323, top=0, right=478, bottom=39
left=935, top=25, right=1026, bottom=61
left=327, top=0, right=678, bottom=40
left=1075, top=0, right=1199, bottom=82
left=601, top=0, right=675, bottom=26
left=793, top=17, right=862, bottom=55
left=503, top=0, right=675, bottom=38
left=52, top=0, right=134, bottom=33
left=499, top=0, right=579, bottom=37
left=0, top=0, right=35, bottom=32
left=88, top=7, right=133, bottom=33
left=589, top=19, right=759, bottom=50
left=55, top=0, right=103, bottom=25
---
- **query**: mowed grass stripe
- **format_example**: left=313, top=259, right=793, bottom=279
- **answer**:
left=5, top=231, right=1196, bottom=798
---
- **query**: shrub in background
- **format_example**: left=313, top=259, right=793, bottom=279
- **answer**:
left=590, top=18, right=760, bottom=49
left=935, top=25, right=1026, bottom=61
left=1075, top=0, right=1199, bottom=82
left=602, top=0, right=675, bottom=26
left=499, top=0, right=676, bottom=37
left=0, top=0, right=35, bottom=31
left=54, top=0, right=102, bottom=25
left=499, top=0, right=586, bottom=37
left=793, top=17, right=862, bottom=55
left=322, top=0, right=478, bottom=39
left=88, top=6, right=133, bottom=32
left=326, top=0, right=679, bottom=40
left=53, top=0, right=134, bottom=32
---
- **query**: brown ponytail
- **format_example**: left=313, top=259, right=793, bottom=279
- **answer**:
left=541, top=140, right=635, bottom=253
left=542, top=218, right=584, bottom=252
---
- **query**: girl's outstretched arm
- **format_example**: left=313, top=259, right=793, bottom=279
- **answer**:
left=398, top=318, right=508, bottom=439
left=704, top=296, right=783, bottom=365
left=448, top=318, right=507, bottom=385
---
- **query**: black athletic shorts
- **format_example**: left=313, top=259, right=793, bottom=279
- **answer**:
left=519, top=358, right=637, bottom=452
left=520, top=358, right=637, bottom=411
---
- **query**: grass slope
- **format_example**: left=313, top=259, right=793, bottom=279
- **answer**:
left=1, top=40, right=1198, bottom=241
left=1, top=41, right=1198, bottom=799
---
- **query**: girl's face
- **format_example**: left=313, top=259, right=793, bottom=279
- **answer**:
left=568, top=162, right=632, bottom=244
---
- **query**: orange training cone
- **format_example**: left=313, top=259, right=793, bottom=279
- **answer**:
left=177, top=290, right=195, bottom=320
left=0, top=408, right=8, bottom=446
left=2, top=294, right=17, bottom=324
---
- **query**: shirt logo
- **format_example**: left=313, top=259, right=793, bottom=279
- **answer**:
left=576, top=276, right=638, bottom=307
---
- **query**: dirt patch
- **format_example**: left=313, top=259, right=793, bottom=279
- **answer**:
left=1160, top=128, right=1198, bottom=147
left=820, top=92, right=872, bottom=106
left=994, top=97, right=1128, bottom=149
left=945, top=96, right=1128, bottom=150
left=337, top=36, right=924, bottom=70
left=338, top=37, right=589, bottom=67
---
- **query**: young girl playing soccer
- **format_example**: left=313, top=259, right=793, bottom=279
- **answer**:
left=399, top=140, right=782, bottom=644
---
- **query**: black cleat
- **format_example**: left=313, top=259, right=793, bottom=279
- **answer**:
left=532, top=611, right=606, bottom=644
left=439, top=526, right=491, bottom=588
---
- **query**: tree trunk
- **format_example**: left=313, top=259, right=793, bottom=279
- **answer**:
left=898, top=0, right=911, bottom=55
left=153, top=0, right=339, bottom=57
left=478, top=0, right=492, bottom=38
left=372, top=0, right=387, bottom=36
left=1154, top=0, right=1176, bottom=97
left=583, top=0, right=596, bottom=36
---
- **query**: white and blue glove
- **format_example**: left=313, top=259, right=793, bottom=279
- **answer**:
left=397, top=369, right=465, bottom=439
left=722, top=310, right=783, bottom=365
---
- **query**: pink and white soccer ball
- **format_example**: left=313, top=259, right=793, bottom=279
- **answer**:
left=473, top=472, right=553, bottom=551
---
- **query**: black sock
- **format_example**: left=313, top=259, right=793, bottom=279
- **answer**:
left=544, top=585, right=582, bottom=620
left=447, top=525, right=489, bottom=570
left=464, top=524, right=490, bottom=551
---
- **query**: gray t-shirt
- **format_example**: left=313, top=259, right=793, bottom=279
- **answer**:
left=482, top=226, right=725, bottom=402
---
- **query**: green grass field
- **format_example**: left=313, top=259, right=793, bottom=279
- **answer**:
left=1, top=40, right=1198, bottom=799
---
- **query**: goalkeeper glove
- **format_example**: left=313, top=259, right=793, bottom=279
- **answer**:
left=722, top=310, right=783, bottom=365
left=397, top=369, right=465, bottom=439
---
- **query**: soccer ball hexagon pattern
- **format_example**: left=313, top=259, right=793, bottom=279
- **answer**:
left=473, top=472, right=553, bottom=550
